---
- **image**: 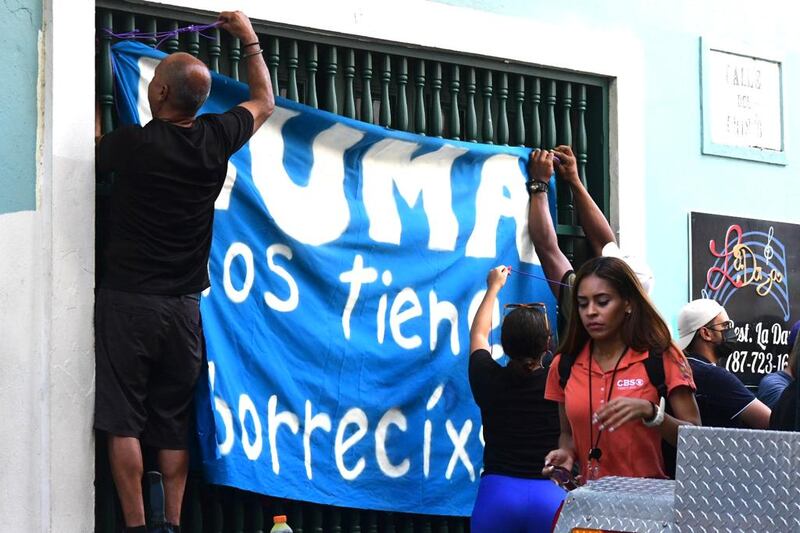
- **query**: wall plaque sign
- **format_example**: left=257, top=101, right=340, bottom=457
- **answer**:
left=701, top=38, right=786, bottom=164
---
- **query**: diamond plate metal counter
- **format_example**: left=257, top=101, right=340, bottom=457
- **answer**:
left=553, top=476, right=675, bottom=533
left=674, top=426, right=800, bottom=533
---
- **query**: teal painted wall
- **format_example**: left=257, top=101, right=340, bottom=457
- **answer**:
left=434, top=0, right=800, bottom=326
left=0, top=0, right=42, bottom=214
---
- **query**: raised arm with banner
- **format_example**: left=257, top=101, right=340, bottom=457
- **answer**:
left=110, top=41, right=557, bottom=516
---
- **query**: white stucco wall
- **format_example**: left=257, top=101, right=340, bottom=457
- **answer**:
left=0, top=210, right=46, bottom=526
left=0, top=0, right=95, bottom=530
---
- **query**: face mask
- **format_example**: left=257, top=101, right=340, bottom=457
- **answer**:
left=713, top=327, right=737, bottom=359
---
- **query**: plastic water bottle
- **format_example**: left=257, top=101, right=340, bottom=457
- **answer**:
left=270, top=515, right=293, bottom=533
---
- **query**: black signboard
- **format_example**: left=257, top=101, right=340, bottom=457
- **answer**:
left=690, top=212, right=799, bottom=388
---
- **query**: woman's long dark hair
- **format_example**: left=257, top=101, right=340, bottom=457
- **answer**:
left=501, top=307, right=550, bottom=377
left=558, top=256, right=672, bottom=357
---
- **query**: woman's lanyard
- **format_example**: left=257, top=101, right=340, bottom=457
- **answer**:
left=587, top=344, right=628, bottom=480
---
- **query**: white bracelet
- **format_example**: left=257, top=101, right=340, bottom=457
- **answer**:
left=642, top=396, right=666, bottom=427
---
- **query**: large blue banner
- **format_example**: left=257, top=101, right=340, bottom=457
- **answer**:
left=111, top=41, right=556, bottom=516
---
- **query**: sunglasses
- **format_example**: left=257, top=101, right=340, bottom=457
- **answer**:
left=504, top=302, right=547, bottom=312
left=547, top=464, right=582, bottom=491
left=704, top=320, right=734, bottom=332
left=504, top=302, right=549, bottom=329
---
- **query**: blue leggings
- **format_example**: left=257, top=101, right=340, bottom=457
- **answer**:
left=470, top=474, right=566, bottom=533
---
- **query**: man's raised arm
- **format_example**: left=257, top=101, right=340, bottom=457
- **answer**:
left=527, top=149, right=572, bottom=298
left=552, top=145, right=615, bottom=256
left=218, top=11, right=275, bottom=134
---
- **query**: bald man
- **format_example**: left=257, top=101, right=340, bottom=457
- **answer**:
left=95, top=12, right=273, bottom=533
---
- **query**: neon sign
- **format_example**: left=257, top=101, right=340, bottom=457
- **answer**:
left=704, top=224, right=790, bottom=320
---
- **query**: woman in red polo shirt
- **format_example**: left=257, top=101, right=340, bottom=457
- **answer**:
left=543, top=256, right=700, bottom=481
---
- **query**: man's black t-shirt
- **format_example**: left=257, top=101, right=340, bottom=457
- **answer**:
left=685, top=352, right=756, bottom=428
left=97, top=107, right=254, bottom=295
left=468, top=349, right=560, bottom=479
left=770, top=380, right=798, bottom=431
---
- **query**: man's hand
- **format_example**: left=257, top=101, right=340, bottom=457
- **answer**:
left=486, top=265, right=509, bottom=291
left=218, top=11, right=258, bottom=43
left=552, top=145, right=581, bottom=186
left=527, top=148, right=554, bottom=183
left=218, top=11, right=274, bottom=135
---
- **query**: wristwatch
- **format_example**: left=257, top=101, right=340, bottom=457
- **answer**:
left=642, top=396, right=666, bottom=427
left=526, top=179, right=549, bottom=195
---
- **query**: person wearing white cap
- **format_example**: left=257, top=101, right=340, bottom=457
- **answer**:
left=526, top=147, right=654, bottom=334
left=676, top=299, right=771, bottom=429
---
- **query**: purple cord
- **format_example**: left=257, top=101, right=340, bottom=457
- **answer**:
left=531, top=149, right=562, bottom=165
left=510, top=267, right=572, bottom=288
left=103, top=20, right=223, bottom=49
